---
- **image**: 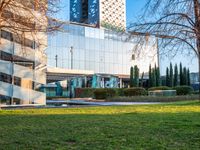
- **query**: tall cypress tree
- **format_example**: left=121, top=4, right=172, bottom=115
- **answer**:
left=156, top=66, right=160, bottom=86
left=169, top=63, right=173, bottom=87
left=166, top=67, right=170, bottom=87
left=183, top=67, right=187, bottom=85
left=130, top=67, right=134, bottom=87
left=149, top=64, right=152, bottom=87
left=154, top=64, right=157, bottom=87
left=179, top=63, right=183, bottom=85
left=133, top=65, right=139, bottom=87
left=187, top=68, right=191, bottom=86
left=152, top=68, right=156, bottom=87
left=174, top=64, right=178, bottom=87
left=140, top=72, right=144, bottom=87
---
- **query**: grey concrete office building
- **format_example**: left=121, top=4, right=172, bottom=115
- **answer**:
left=0, top=1, right=47, bottom=106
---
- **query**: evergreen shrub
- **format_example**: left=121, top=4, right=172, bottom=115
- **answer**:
left=148, top=86, right=172, bottom=91
left=94, top=89, right=117, bottom=99
left=124, top=88, right=147, bottom=96
left=75, top=88, right=96, bottom=98
left=173, top=86, right=194, bottom=95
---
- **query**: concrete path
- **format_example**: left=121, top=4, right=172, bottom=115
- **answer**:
left=47, top=100, right=160, bottom=106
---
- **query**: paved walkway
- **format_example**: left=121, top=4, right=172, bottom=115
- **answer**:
left=47, top=100, right=160, bottom=106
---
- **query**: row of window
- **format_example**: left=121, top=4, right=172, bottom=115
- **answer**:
left=0, top=94, right=32, bottom=105
left=0, top=72, right=33, bottom=88
left=1, top=30, right=36, bottom=49
left=61, top=24, right=131, bottom=42
left=0, top=50, right=34, bottom=69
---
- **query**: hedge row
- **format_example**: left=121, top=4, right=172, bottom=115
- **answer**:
left=75, top=86, right=194, bottom=99
left=148, top=86, right=172, bottom=91
left=75, top=88, right=96, bottom=98
left=75, top=88, right=125, bottom=98
left=75, top=88, right=147, bottom=99
left=149, top=86, right=194, bottom=95
left=173, top=86, right=194, bottom=95
left=107, top=95, right=199, bottom=102
left=94, top=89, right=116, bottom=99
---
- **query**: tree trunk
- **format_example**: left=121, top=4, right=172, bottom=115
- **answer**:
left=198, top=48, right=200, bottom=102
left=193, top=0, right=200, bottom=101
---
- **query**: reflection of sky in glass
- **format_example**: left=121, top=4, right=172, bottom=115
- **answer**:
left=47, top=24, right=158, bottom=75
left=53, top=0, right=198, bottom=74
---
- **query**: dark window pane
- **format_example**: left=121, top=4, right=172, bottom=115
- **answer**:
left=0, top=72, right=12, bottom=83
left=1, top=30, right=36, bottom=49
left=0, top=94, right=11, bottom=105
left=14, top=76, right=21, bottom=86
left=1, top=30, right=13, bottom=41
left=0, top=51, right=12, bottom=61
left=13, top=98, right=21, bottom=105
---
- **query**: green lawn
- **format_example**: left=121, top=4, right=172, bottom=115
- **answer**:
left=0, top=101, right=200, bottom=150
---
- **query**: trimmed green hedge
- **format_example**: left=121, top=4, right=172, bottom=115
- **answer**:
left=75, top=88, right=125, bottom=98
left=94, top=89, right=117, bottom=99
left=148, top=86, right=172, bottom=91
left=75, top=88, right=96, bottom=98
left=173, top=86, right=194, bottom=95
left=76, top=88, right=147, bottom=98
left=107, top=95, right=199, bottom=102
left=124, top=88, right=147, bottom=96
left=75, top=86, right=194, bottom=99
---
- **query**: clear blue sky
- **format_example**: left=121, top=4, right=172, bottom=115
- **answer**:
left=126, top=0, right=146, bottom=25
left=56, top=0, right=198, bottom=74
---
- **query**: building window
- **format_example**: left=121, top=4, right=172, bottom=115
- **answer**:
left=1, top=30, right=36, bottom=49
left=0, top=94, right=11, bottom=105
left=0, top=51, right=34, bottom=69
left=0, top=72, right=12, bottom=83
left=13, top=98, right=21, bottom=105
left=14, top=76, right=21, bottom=86
left=132, top=54, right=135, bottom=60
left=0, top=51, right=12, bottom=61
left=1, top=29, right=13, bottom=41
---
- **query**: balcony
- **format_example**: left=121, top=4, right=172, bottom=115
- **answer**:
left=0, top=59, right=46, bottom=84
left=0, top=81, right=46, bottom=106
left=0, top=38, right=47, bottom=65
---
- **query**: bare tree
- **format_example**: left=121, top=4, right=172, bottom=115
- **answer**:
left=0, top=0, right=65, bottom=50
left=0, top=0, right=65, bottom=107
left=0, top=0, right=63, bottom=33
left=129, top=0, right=200, bottom=96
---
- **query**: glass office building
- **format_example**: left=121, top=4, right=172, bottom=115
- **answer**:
left=48, top=0, right=158, bottom=85
left=48, top=23, right=158, bottom=77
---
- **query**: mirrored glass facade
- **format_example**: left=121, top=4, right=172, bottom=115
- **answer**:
left=48, top=23, right=158, bottom=76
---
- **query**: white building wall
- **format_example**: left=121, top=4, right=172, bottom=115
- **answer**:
left=100, top=0, right=126, bottom=30
left=0, top=1, right=47, bottom=106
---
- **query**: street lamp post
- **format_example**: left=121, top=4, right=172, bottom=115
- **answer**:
left=55, top=55, right=58, bottom=67
left=70, top=46, right=73, bottom=69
